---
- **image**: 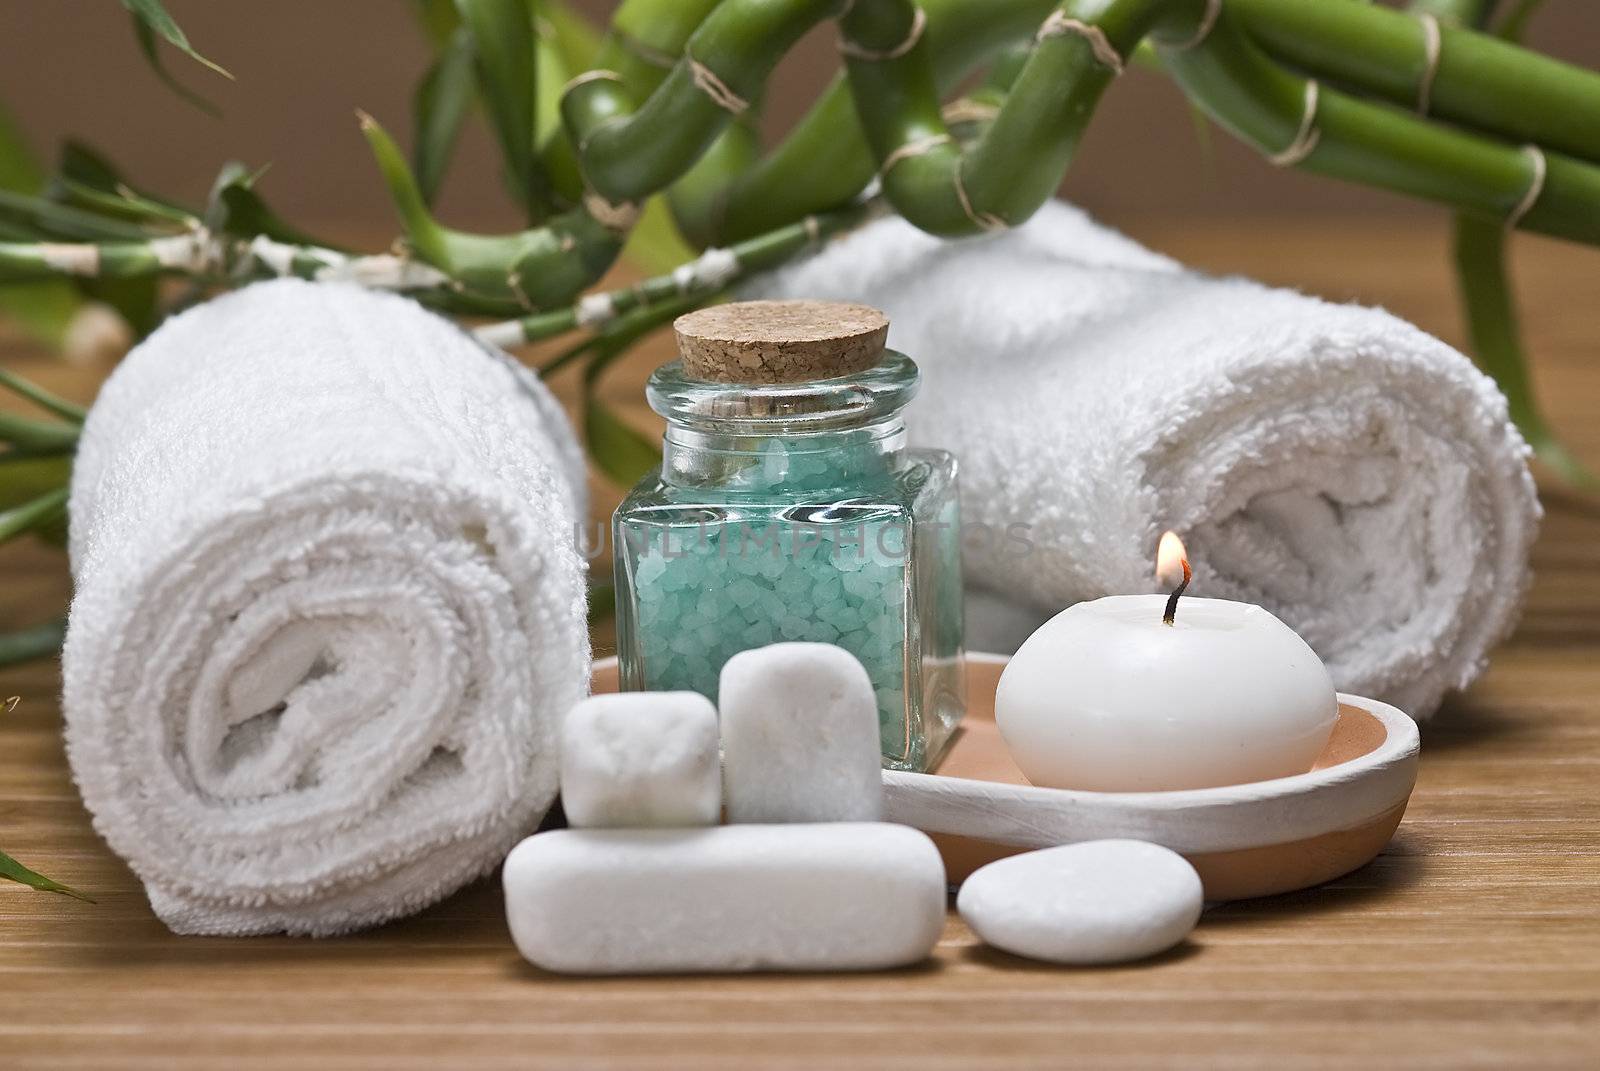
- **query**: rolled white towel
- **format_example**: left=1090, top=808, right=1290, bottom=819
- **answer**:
left=751, top=202, right=1539, bottom=718
left=63, top=279, right=589, bottom=935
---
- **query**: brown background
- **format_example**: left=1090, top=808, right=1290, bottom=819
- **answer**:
left=4, top=1, right=1598, bottom=235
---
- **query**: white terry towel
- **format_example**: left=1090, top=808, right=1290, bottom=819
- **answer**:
left=752, top=202, right=1540, bottom=718
left=63, top=279, right=589, bottom=936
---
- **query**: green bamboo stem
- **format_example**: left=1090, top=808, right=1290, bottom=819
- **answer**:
left=564, top=0, right=844, bottom=205
left=359, top=112, right=625, bottom=313
left=1157, top=8, right=1600, bottom=244
left=0, top=413, right=79, bottom=453
left=0, top=229, right=449, bottom=292
left=707, top=0, right=1057, bottom=244
left=0, top=487, right=68, bottom=543
left=1453, top=215, right=1595, bottom=487
left=476, top=200, right=876, bottom=348
left=841, top=0, right=1168, bottom=236
left=0, top=366, right=86, bottom=423
left=1230, top=0, right=1600, bottom=164
left=0, top=617, right=68, bottom=669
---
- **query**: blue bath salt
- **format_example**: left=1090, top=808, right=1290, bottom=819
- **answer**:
left=613, top=351, right=966, bottom=771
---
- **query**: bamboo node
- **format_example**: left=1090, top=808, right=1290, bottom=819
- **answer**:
left=1416, top=13, right=1442, bottom=115
left=1268, top=80, right=1321, bottom=168
left=507, top=270, right=535, bottom=311
left=477, top=320, right=525, bottom=349
left=1507, top=146, right=1547, bottom=231
left=942, top=98, right=1000, bottom=127
left=39, top=242, right=100, bottom=277
left=953, top=165, right=1008, bottom=233
left=576, top=292, right=617, bottom=328
left=879, top=134, right=953, bottom=178
left=1037, top=12, right=1124, bottom=76
left=319, top=253, right=449, bottom=290
left=1160, top=0, right=1221, bottom=54
left=149, top=232, right=207, bottom=272
left=583, top=192, right=642, bottom=231
left=248, top=235, right=296, bottom=277
left=839, top=6, right=926, bottom=62
left=561, top=69, right=625, bottom=97
left=687, top=54, right=749, bottom=116
left=686, top=247, right=741, bottom=292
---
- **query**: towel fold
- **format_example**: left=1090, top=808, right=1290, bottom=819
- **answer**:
left=751, top=202, right=1539, bottom=718
left=63, top=279, right=589, bottom=935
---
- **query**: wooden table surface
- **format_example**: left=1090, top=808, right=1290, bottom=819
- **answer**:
left=2, top=219, right=1598, bottom=1069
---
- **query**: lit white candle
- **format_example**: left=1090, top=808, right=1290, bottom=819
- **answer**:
left=995, top=533, right=1338, bottom=792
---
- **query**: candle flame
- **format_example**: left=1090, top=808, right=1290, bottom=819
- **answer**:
left=1155, top=530, right=1189, bottom=588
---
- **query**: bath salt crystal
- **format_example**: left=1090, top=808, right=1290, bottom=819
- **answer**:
left=559, top=691, right=720, bottom=828
left=957, top=840, right=1203, bottom=965
left=503, top=823, right=946, bottom=974
left=719, top=642, right=884, bottom=823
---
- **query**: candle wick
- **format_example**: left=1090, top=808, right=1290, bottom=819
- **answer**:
left=1162, top=558, right=1192, bottom=626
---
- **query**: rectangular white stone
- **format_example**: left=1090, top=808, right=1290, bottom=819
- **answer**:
left=503, top=823, right=946, bottom=974
left=718, top=642, right=883, bottom=822
left=560, top=691, right=720, bottom=828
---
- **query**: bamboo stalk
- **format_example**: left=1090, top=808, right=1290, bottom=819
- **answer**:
left=838, top=0, right=1160, bottom=236
left=564, top=0, right=845, bottom=204
left=1157, top=8, right=1600, bottom=244
left=1230, top=0, right=1600, bottom=164
left=707, top=0, right=1057, bottom=244
left=476, top=200, right=877, bottom=348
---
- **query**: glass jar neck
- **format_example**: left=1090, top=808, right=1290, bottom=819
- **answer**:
left=661, top=419, right=907, bottom=493
left=646, top=353, right=920, bottom=493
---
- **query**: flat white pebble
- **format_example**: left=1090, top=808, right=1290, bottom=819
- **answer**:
left=560, top=691, right=720, bottom=828
left=503, top=823, right=945, bottom=974
left=957, top=840, right=1203, bottom=965
left=719, top=642, right=883, bottom=823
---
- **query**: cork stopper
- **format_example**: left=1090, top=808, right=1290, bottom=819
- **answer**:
left=673, top=300, right=889, bottom=384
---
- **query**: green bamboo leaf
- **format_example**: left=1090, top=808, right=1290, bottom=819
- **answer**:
left=575, top=298, right=699, bottom=485
left=53, top=141, right=196, bottom=226
left=0, top=99, right=43, bottom=192
left=125, top=1, right=231, bottom=117
left=358, top=112, right=451, bottom=266
left=0, top=367, right=86, bottom=422
left=1496, top=0, right=1548, bottom=39
left=123, top=0, right=231, bottom=78
left=0, top=454, right=73, bottom=511
left=413, top=26, right=477, bottom=205
left=584, top=397, right=661, bottom=487
left=0, top=100, right=82, bottom=348
left=457, top=0, right=547, bottom=221
left=0, top=616, right=68, bottom=665
left=203, top=163, right=341, bottom=250
left=540, top=0, right=600, bottom=71
left=0, top=413, right=79, bottom=453
left=0, top=847, right=92, bottom=902
left=0, top=487, right=69, bottom=543
left=413, top=0, right=463, bottom=49
left=0, top=188, right=153, bottom=242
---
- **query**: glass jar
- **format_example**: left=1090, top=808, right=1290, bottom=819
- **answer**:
left=612, top=351, right=965, bottom=771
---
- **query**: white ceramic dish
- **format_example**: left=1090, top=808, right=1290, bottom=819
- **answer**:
left=588, top=653, right=1420, bottom=900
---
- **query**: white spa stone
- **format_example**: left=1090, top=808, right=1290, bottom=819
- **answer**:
left=503, top=823, right=947, bottom=974
left=957, top=840, right=1203, bottom=965
left=560, top=691, right=721, bottom=828
left=718, top=642, right=883, bottom=823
